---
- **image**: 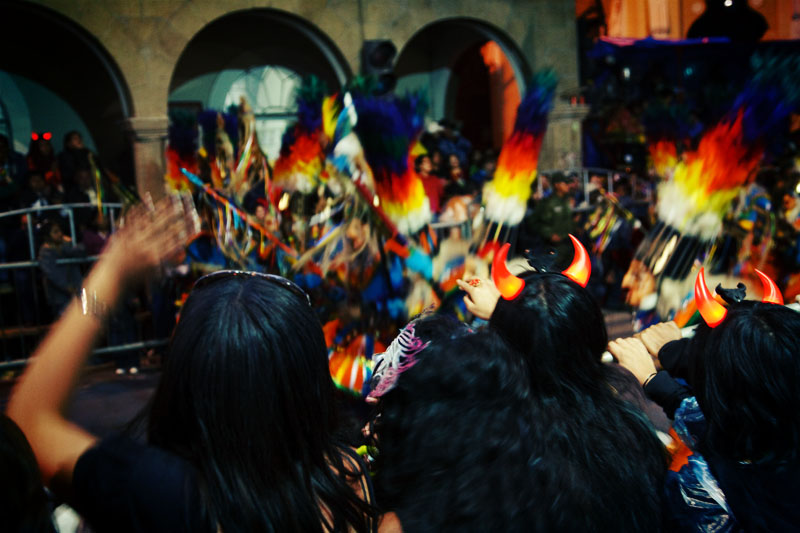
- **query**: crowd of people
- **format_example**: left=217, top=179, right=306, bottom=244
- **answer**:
left=0, top=131, right=111, bottom=319
left=0, top=131, right=105, bottom=216
left=4, top=111, right=800, bottom=367
left=0, top=131, right=147, bottom=374
left=2, top=196, right=798, bottom=532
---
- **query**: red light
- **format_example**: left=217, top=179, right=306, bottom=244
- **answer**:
left=43, top=132, right=52, bottom=141
left=31, top=133, right=39, bottom=141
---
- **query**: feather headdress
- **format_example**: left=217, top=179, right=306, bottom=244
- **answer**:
left=353, top=91, right=432, bottom=236
left=657, top=53, right=800, bottom=240
left=272, top=76, right=328, bottom=194
left=483, top=70, right=557, bottom=227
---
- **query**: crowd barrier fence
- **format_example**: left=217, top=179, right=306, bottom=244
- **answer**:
left=0, top=203, right=170, bottom=370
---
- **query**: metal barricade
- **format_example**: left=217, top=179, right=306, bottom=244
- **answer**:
left=0, top=203, right=169, bottom=370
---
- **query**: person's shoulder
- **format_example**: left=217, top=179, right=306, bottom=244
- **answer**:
left=76, top=434, right=196, bottom=489
left=378, top=512, right=403, bottom=533
left=38, top=243, right=56, bottom=257
left=73, top=435, right=207, bottom=533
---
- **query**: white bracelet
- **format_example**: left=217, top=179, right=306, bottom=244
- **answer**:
left=80, top=287, right=109, bottom=321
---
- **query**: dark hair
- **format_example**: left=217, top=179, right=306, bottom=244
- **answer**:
left=62, top=130, right=81, bottom=149
left=0, top=414, right=55, bottom=532
left=27, top=136, right=55, bottom=172
left=40, top=219, right=63, bottom=242
left=413, top=154, right=430, bottom=172
left=146, top=276, right=376, bottom=531
left=370, top=315, right=537, bottom=531
left=27, top=170, right=45, bottom=183
left=689, top=302, right=800, bottom=464
left=491, top=272, right=667, bottom=531
left=498, top=272, right=608, bottom=396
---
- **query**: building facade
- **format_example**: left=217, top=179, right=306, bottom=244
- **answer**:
left=2, top=0, right=587, bottom=197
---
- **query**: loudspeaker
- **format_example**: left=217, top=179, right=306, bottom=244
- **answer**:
left=361, top=40, right=397, bottom=95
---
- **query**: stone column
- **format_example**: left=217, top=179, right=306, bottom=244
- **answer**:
left=539, top=103, right=590, bottom=171
left=126, top=116, right=168, bottom=201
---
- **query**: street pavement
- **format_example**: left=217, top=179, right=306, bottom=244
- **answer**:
left=1, top=311, right=635, bottom=438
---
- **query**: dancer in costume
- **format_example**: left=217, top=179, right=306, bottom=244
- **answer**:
left=622, top=54, right=800, bottom=330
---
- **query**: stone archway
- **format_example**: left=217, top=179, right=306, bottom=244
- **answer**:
left=170, top=8, right=351, bottom=94
left=168, top=9, right=353, bottom=161
left=395, top=18, right=531, bottom=150
left=0, top=1, right=134, bottom=182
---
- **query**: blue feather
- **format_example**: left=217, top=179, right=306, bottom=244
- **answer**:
left=514, top=70, right=558, bottom=137
left=729, top=53, right=800, bottom=145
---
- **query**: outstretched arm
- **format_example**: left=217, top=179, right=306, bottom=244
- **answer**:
left=7, top=196, right=192, bottom=487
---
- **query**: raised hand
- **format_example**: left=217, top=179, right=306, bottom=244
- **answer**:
left=456, top=277, right=501, bottom=320
left=104, top=193, right=199, bottom=284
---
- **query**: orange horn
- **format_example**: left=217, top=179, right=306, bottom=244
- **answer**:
left=694, top=268, right=727, bottom=328
left=561, top=234, right=591, bottom=287
left=492, top=243, right=525, bottom=300
left=754, top=269, right=783, bottom=305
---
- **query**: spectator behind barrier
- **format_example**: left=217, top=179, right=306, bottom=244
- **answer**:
left=27, top=133, right=60, bottom=191
left=7, top=197, right=377, bottom=533
left=38, top=219, right=85, bottom=318
left=58, top=131, right=92, bottom=191
left=0, top=133, right=28, bottom=213
left=18, top=170, right=51, bottom=212
left=366, top=315, right=537, bottom=532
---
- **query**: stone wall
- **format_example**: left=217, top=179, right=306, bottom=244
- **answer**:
left=25, top=0, right=582, bottom=195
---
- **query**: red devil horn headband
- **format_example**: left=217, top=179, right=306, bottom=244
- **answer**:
left=754, top=269, right=783, bottom=305
left=492, top=243, right=525, bottom=300
left=492, top=235, right=592, bottom=300
left=562, top=234, right=591, bottom=287
left=695, top=268, right=727, bottom=328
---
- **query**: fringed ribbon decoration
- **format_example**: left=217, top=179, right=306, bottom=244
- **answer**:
left=181, top=168, right=298, bottom=259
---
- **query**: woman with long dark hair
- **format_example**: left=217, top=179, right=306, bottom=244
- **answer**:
left=458, top=242, right=668, bottom=531
left=610, top=271, right=800, bottom=531
left=366, top=315, right=538, bottom=532
left=7, top=196, right=377, bottom=532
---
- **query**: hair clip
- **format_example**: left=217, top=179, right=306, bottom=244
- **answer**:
left=695, top=268, right=784, bottom=328
left=716, top=282, right=747, bottom=305
left=367, top=322, right=430, bottom=401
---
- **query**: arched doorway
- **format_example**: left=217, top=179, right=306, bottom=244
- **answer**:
left=0, top=1, right=134, bottom=181
left=168, top=9, right=351, bottom=161
left=395, top=18, right=531, bottom=151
